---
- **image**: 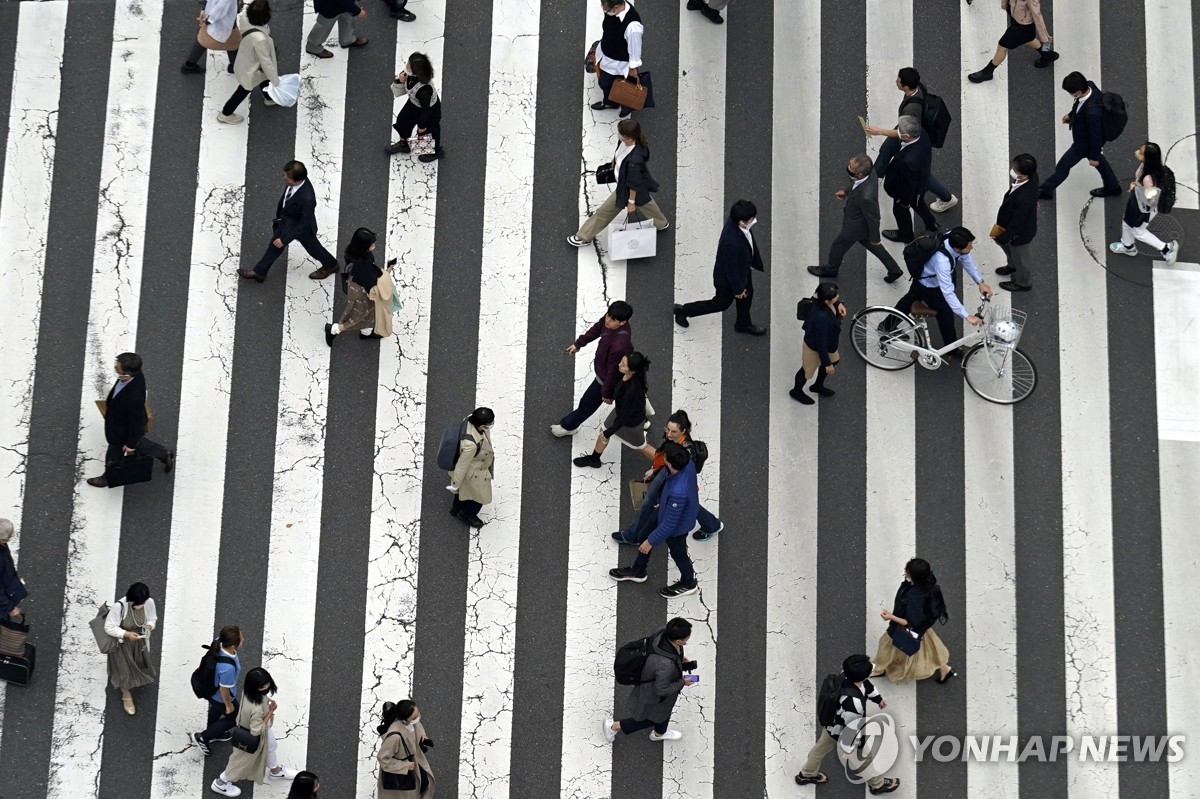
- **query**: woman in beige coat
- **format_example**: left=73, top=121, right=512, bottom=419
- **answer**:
left=376, top=700, right=435, bottom=798
left=217, top=0, right=281, bottom=125
left=447, top=407, right=494, bottom=529
left=967, top=0, right=1059, bottom=83
left=211, top=668, right=300, bottom=797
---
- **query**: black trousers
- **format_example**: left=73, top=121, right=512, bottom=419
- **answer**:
left=393, top=101, right=442, bottom=149
left=892, top=196, right=937, bottom=242
left=451, top=495, right=482, bottom=518
left=619, top=717, right=670, bottom=735
left=896, top=282, right=958, bottom=347
left=200, top=698, right=239, bottom=742
left=221, top=80, right=268, bottom=117
left=105, top=436, right=170, bottom=467
left=252, top=228, right=338, bottom=276
left=826, top=230, right=901, bottom=275
left=680, top=272, right=754, bottom=328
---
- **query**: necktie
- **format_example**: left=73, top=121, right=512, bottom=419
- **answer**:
left=283, top=185, right=295, bottom=205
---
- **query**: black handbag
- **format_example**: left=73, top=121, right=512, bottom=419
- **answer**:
left=104, top=453, right=154, bottom=488
left=888, top=623, right=921, bottom=656
left=231, top=724, right=261, bottom=753
left=595, top=163, right=615, bottom=185
left=380, top=731, right=418, bottom=790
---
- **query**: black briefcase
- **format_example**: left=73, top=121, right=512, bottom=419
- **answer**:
left=104, top=453, right=154, bottom=488
left=0, top=643, right=36, bottom=686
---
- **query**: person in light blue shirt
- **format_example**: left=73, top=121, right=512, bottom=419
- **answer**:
left=192, top=625, right=245, bottom=755
left=896, top=226, right=992, bottom=349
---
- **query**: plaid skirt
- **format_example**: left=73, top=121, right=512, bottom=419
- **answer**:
left=107, top=605, right=157, bottom=690
left=338, top=280, right=376, bottom=332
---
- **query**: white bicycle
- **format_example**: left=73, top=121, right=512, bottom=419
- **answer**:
left=849, top=297, right=1038, bottom=404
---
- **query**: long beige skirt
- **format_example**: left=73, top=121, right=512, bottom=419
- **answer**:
left=872, top=627, right=951, bottom=682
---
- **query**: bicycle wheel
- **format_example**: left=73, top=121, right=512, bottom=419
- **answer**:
left=961, top=344, right=1037, bottom=404
left=850, top=307, right=921, bottom=371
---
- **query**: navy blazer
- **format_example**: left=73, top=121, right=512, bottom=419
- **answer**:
left=995, top=178, right=1039, bottom=247
left=802, top=303, right=843, bottom=366
left=882, top=135, right=932, bottom=205
left=105, top=373, right=148, bottom=449
left=273, top=181, right=320, bottom=243
left=1067, top=82, right=1107, bottom=162
left=712, top=218, right=765, bottom=294
left=613, top=145, right=660, bottom=209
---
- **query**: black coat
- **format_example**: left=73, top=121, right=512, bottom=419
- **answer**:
left=0, top=544, right=26, bottom=616
left=313, top=0, right=360, bottom=18
left=995, top=179, right=1039, bottom=246
left=712, top=218, right=765, bottom=294
left=1067, top=82, right=1107, bottom=162
left=273, top=181, right=321, bottom=244
left=613, top=144, right=660, bottom=209
left=840, top=178, right=882, bottom=242
left=802, top=303, right=843, bottom=365
left=882, top=135, right=932, bottom=205
left=104, top=373, right=149, bottom=449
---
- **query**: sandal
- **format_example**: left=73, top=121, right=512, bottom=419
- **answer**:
left=794, top=772, right=828, bottom=785
left=935, top=668, right=958, bottom=685
left=122, top=695, right=136, bottom=716
left=870, top=777, right=901, bottom=794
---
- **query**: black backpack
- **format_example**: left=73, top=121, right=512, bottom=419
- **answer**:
left=435, top=420, right=474, bottom=471
left=902, top=231, right=946, bottom=281
left=913, top=84, right=953, bottom=148
left=1099, top=91, right=1128, bottom=142
left=190, top=640, right=236, bottom=700
left=614, top=635, right=656, bottom=686
left=690, top=440, right=709, bottom=474
left=1157, top=165, right=1177, bottom=213
left=817, top=672, right=845, bottom=727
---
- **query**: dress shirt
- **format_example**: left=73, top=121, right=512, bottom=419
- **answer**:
left=1072, top=88, right=1092, bottom=116
left=1009, top=178, right=1028, bottom=194
left=283, top=180, right=305, bottom=205
left=919, top=246, right=985, bottom=318
left=112, top=378, right=130, bottom=397
left=740, top=226, right=754, bottom=251
left=851, top=175, right=869, bottom=191
left=596, top=5, right=644, bottom=74
left=899, top=136, right=917, bottom=150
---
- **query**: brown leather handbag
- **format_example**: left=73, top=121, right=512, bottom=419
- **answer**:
left=607, top=74, right=648, bottom=110
left=198, top=19, right=241, bottom=51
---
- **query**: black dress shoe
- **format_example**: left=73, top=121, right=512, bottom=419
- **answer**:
left=461, top=513, right=485, bottom=529
left=1033, top=50, right=1060, bottom=68
left=385, top=140, right=411, bottom=155
left=590, top=100, right=619, bottom=111
left=389, top=7, right=416, bottom=20
left=418, top=150, right=445, bottom=163
left=163, top=452, right=175, bottom=473
left=238, top=268, right=265, bottom=282
left=673, top=304, right=689, bottom=328
left=788, top=388, right=814, bottom=405
left=995, top=265, right=1015, bottom=275
left=1090, top=186, right=1122, bottom=198
left=324, top=323, right=336, bottom=347
left=734, top=324, right=768, bottom=336
left=180, top=61, right=205, bottom=74
left=87, top=476, right=109, bottom=488
left=698, top=4, right=724, bottom=23
left=999, top=281, right=1032, bottom=292
left=807, top=265, right=838, bottom=278
left=881, top=229, right=908, bottom=243
left=884, top=271, right=904, bottom=284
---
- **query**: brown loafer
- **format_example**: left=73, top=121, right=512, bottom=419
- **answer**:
left=341, top=38, right=368, bottom=48
left=87, top=476, right=108, bottom=488
left=309, top=48, right=334, bottom=58
left=238, top=268, right=266, bottom=282
left=309, top=264, right=338, bottom=280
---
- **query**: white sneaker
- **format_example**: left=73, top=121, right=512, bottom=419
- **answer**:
left=216, top=112, right=244, bottom=125
left=210, top=779, right=242, bottom=797
left=649, top=729, right=682, bottom=741
left=1108, top=241, right=1137, bottom=257
left=603, top=718, right=618, bottom=743
left=549, top=424, right=577, bottom=437
left=929, top=194, right=959, bottom=213
left=1164, top=241, right=1180, bottom=265
left=267, top=766, right=299, bottom=780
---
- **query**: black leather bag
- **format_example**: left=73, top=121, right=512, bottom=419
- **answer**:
left=0, top=642, right=35, bottom=686
left=380, top=731, right=418, bottom=790
left=595, top=163, right=615, bottom=185
left=231, top=724, right=261, bottom=753
left=104, top=453, right=154, bottom=488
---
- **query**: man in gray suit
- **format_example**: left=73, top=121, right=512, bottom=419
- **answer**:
left=809, top=154, right=904, bottom=283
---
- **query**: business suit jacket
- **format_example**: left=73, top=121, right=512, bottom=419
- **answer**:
left=314, top=0, right=360, bottom=17
left=273, top=181, right=320, bottom=244
left=105, top=374, right=148, bottom=449
left=1067, top=82, right=1107, bottom=162
left=613, top=144, right=660, bottom=209
left=994, top=179, right=1039, bottom=246
left=882, top=135, right=932, bottom=205
left=841, top=178, right=883, bottom=242
left=712, top=218, right=765, bottom=294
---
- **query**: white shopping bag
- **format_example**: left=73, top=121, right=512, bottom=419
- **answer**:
left=608, top=214, right=657, bottom=261
left=265, top=73, right=301, bottom=107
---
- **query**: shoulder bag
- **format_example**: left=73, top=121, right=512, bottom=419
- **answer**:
left=231, top=703, right=262, bottom=753
left=0, top=612, right=30, bottom=658
left=89, top=602, right=120, bottom=655
left=380, top=731, right=418, bottom=790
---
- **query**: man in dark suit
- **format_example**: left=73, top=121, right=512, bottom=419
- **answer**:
left=880, top=116, right=936, bottom=244
left=86, top=353, right=174, bottom=488
left=239, top=160, right=339, bottom=282
left=1038, top=71, right=1120, bottom=200
left=809, top=154, right=903, bottom=283
left=674, top=199, right=767, bottom=336
left=992, top=153, right=1040, bottom=292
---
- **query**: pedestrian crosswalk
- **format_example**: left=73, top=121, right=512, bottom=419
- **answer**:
left=0, top=0, right=1198, bottom=797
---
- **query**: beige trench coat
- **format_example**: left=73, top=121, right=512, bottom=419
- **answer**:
left=232, top=12, right=280, bottom=91
left=448, top=422, right=494, bottom=505
left=369, top=270, right=395, bottom=337
left=376, top=719, right=436, bottom=798
left=222, top=697, right=272, bottom=783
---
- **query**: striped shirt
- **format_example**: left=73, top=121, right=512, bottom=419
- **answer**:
left=825, top=679, right=885, bottom=741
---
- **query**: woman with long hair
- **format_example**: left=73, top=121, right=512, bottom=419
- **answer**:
left=286, top=771, right=320, bottom=798
left=568, top=119, right=670, bottom=246
left=210, top=668, right=300, bottom=796
left=871, top=557, right=957, bottom=683
left=574, top=352, right=651, bottom=468
left=376, top=699, right=435, bottom=797
left=326, top=227, right=394, bottom=346
left=386, top=52, right=444, bottom=162
left=1109, top=141, right=1179, bottom=263
left=104, top=581, right=158, bottom=715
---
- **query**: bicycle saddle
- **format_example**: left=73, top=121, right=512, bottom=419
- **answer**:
left=909, top=301, right=938, bottom=317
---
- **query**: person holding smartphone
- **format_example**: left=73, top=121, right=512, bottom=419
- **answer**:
left=604, top=617, right=696, bottom=743
left=325, top=228, right=394, bottom=346
left=103, top=582, right=158, bottom=716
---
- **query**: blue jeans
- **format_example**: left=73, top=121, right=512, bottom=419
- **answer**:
left=631, top=534, right=696, bottom=586
left=1039, top=142, right=1119, bottom=195
left=618, top=471, right=721, bottom=544
left=560, top=377, right=603, bottom=432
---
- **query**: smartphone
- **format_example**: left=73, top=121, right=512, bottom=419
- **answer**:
left=687, top=675, right=699, bottom=684
left=387, top=258, right=398, bottom=268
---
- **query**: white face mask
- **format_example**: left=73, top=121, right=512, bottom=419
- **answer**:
left=1010, top=169, right=1020, bottom=181
left=405, top=715, right=421, bottom=729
